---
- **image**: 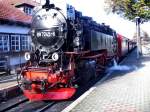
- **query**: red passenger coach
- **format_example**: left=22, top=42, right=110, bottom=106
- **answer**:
left=17, top=1, right=136, bottom=101
left=117, top=34, right=123, bottom=58
left=117, top=34, right=135, bottom=59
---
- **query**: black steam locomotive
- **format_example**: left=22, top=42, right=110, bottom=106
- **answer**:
left=18, top=0, right=119, bottom=101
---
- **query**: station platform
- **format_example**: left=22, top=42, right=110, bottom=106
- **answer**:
left=0, top=74, right=17, bottom=90
left=0, top=80, right=17, bottom=90
left=62, top=49, right=150, bottom=112
left=0, top=74, right=20, bottom=102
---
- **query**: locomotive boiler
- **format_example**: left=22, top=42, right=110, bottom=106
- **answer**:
left=17, top=0, right=120, bottom=101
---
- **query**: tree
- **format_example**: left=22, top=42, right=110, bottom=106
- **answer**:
left=105, top=0, right=150, bottom=21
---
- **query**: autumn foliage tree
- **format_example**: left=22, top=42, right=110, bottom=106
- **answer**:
left=105, top=0, right=150, bottom=21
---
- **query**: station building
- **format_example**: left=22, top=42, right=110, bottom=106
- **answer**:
left=0, top=0, right=39, bottom=72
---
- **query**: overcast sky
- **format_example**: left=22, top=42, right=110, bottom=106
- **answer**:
left=40, top=0, right=150, bottom=39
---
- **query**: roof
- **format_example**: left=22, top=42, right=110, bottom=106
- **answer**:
left=0, top=2, right=32, bottom=24
left=15, top=3, right=35, bottom=8
left=2, top=0, right=39, bottom=7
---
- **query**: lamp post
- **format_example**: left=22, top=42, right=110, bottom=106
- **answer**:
left=135, top=16, right=142, bottom=59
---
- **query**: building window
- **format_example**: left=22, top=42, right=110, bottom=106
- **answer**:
left=0, top=34, right=9, bottom=52
left=21, top=35, right=30, bottom=50
left=11, top=35, right=20, bottom=51
left=24, top=7, right=32, bottom=15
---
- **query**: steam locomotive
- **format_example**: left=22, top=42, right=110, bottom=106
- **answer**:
left=17, top=1, right=136, bottom=101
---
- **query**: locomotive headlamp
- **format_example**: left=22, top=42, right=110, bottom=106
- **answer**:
left=52, top=52, right=59, bottom=61
left=30, top=29, right=35, bottom=36
left=25, top=52, right=31, bottom=61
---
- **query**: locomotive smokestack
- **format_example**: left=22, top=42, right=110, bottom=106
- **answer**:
left=42, top=0, right=55, bottom=11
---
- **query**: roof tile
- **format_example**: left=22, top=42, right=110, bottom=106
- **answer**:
left=0, top=1, right=32, bottom=24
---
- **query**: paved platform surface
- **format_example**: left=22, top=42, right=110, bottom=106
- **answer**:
left=63, top=49, right=150, bottom=112
left=0, top=74, right=17, bottom=90
left=0, top=81, right=17, bottom=90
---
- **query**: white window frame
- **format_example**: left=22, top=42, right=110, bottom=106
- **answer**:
left=0, top=34, right=9, bottom=52
left=21, top=35, right=30, bottom=50
left=11, top=35, right=20, bottom=51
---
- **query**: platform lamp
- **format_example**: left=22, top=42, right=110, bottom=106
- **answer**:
left=135, top=16, right=142, bottom=59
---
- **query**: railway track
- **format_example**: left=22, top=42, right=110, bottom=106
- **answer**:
left=1, top=97, right=56, bottom=112
left=0, top=96, right=28, bottom=112
left=36, top=102, right=56, bottom=112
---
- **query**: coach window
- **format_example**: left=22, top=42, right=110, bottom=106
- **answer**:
left=0, top=34, right=9, bottom=52
left=11, top=35, right=20, bottom=52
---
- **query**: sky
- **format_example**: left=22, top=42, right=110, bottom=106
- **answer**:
left=40, top=0, right=150, bottom=39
